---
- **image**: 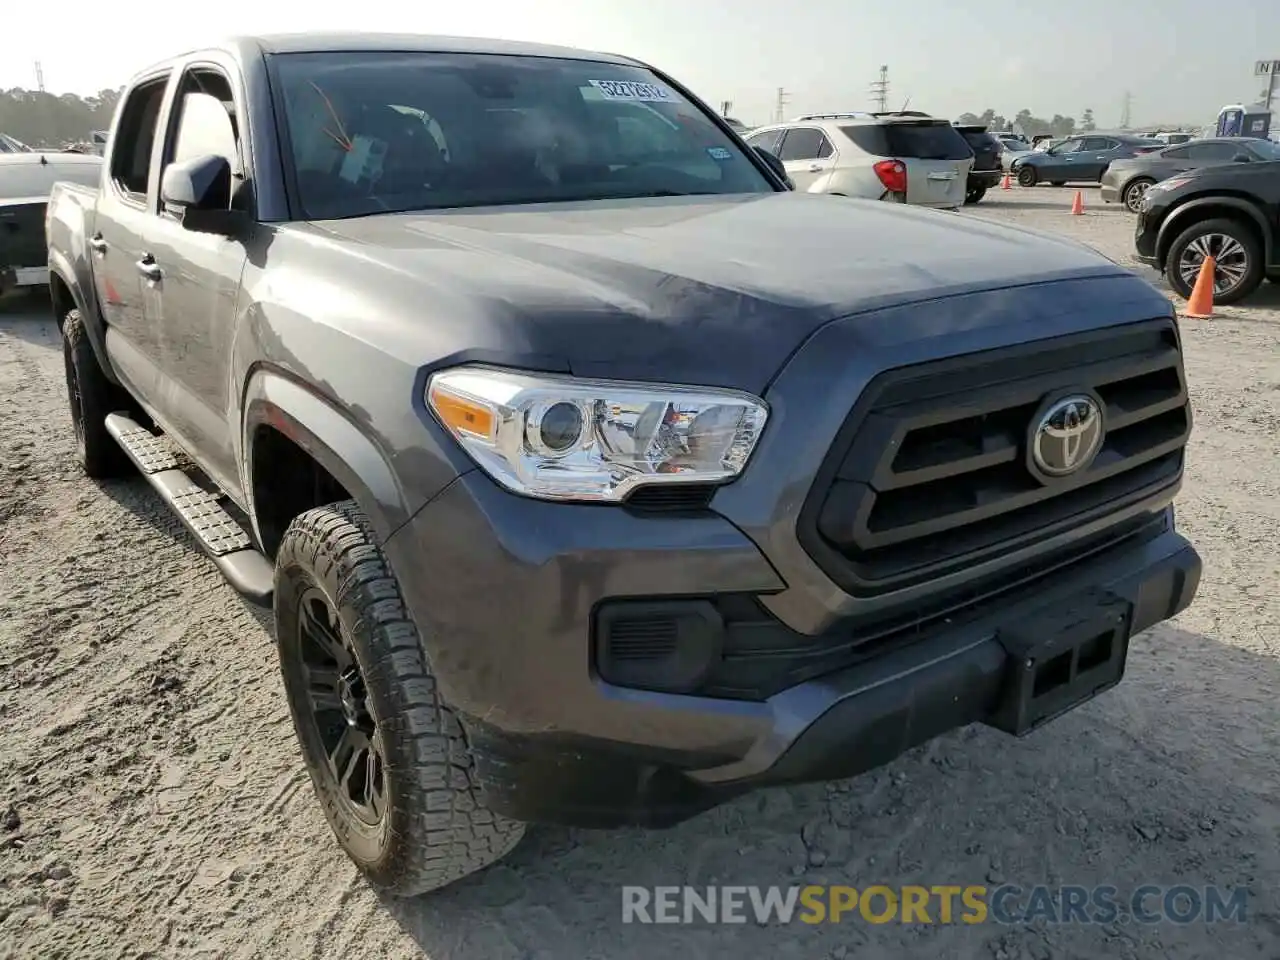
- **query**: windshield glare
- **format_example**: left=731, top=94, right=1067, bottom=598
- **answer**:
left=270, top=51, right=775, bottom=219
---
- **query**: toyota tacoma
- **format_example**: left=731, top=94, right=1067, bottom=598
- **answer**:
left=47, top=33, right=1201, bottom=896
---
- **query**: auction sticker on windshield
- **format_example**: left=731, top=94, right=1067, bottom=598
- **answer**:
left=589, top=79, right=676, bottom=102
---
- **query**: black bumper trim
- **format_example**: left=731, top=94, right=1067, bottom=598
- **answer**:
left=464, top=531, right=1201, bottom=827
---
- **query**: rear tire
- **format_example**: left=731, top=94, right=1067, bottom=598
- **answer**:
left=61, top=308, right=134, bottom=479
left=1016, top=166, right=1038, bottom=187
left=1165, top=218, right=1263, bottom=305
left=274, top=500, right=525, bottom=897
left=965, top=185, right=987, bottom=205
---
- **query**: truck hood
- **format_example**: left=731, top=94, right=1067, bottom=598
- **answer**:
left=312, top=192, right=1129, bottom=392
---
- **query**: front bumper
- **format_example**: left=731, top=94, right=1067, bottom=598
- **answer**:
left=387, top=501, right=1198, bottom=826
left=1133, top=211, right=1160, bottom=266
left=1099, top=183, right=1121, bottom=204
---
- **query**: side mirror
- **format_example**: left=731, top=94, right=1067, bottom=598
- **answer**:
left=1233, top=153, right=1252, bottom=162
left=160, top=154, right=246, bottom=235
left=752, top=146, right=794, bottom=190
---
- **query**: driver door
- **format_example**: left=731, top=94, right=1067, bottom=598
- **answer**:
left=137, top=61, right=251, bottom=498
left=1041, top=138, right=1084, bottom=179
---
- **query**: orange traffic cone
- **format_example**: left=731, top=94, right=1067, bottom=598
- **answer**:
left=1184, top=256, right=1215, bottom=318
left=1070, top=191, right=1084, bottom=215
left=1001, top=173, right=1012, bottom=190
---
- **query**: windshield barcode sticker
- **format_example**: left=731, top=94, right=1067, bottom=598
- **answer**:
left=588, top=80, right=676, bottom=103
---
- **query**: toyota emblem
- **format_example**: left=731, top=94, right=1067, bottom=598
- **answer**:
left=1031, top=394, right=1105, bottom=478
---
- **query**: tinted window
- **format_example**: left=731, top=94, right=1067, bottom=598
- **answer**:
left=960, top=131, right=994, bottom=150
left=271, top=51, right=773, bottom=218
left=839, top=122, right=970, bottom=160
left=110, top=76, right=169, bottom=198
left=1184, top=141, right=1239, bottom=162
left=1161, top=146, right=1191, bottom=160
left=744, top=128, right=784, bottom=156
left=1249, top=140, right=1280, bottom=159
left=1079, top=137, right=1110, bottom=151
left=777, top=127, right=832, bottom=161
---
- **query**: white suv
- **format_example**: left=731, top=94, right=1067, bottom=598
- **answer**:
left=743, top=112, right=974, bottom=209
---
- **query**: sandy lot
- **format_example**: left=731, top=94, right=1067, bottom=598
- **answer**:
left=1, top=185, right=1278, bottom=960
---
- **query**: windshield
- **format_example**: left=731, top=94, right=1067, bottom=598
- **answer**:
left=269, top=51, right=775, bottom=219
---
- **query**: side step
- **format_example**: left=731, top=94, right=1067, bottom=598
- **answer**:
left=104, top=413, right=274, bottom=608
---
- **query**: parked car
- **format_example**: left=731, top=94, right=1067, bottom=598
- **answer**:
left=1011, top=134, right=1163, bottom=186
left=997, top=136, right=1033, bottom=170
left=1134, top=156, right=1280, bottom=303
left=1, top=151, right=103, bottom=296
left=954, top=124, right=1003, bottom=204
left=744, top=112, right=974, bottom=208
left=1152, top=132, right=1194, bottom=146
left=49, top=32, right=1200, bottom=898
left=1102, top=137, right=1280, bottom=212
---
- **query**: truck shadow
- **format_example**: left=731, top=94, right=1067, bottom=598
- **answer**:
left=376, top=623, right=1280, bottom=959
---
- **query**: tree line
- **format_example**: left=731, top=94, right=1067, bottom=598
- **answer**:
left=0, top=87, right=123, bottom=148
left=956, top=108, right=1099, bottom=138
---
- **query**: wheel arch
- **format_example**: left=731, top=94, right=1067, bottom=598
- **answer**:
left=47, top=256, right=118, bottom=383
left=241, top=367, right=413, bottom=553
left=1155, top=197, right=1273, bottom=271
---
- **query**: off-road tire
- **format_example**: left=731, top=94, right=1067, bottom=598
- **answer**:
left=274, top=500, right=525, bottom=897
left=1017, top=166, right=1037, bottom=187
left=61, top=308, right=134, bottom=479
left=1164, top=218, right=1263, bottom=306
left=965, top=185, right=987, bottom=205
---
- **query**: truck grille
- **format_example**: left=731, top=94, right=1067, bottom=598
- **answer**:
left=798, top=319, right=1190, bottom=596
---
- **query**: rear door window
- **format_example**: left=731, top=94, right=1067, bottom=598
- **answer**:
left=1183, top=141, right=1238, bottom=162
left=744, top=128, right=784, bottom=156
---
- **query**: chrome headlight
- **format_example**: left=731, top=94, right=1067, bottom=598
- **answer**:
left=426, top=366, right=769, bottom=502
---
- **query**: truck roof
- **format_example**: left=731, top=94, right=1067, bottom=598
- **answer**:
left=132, top=32, right=644, bottom=80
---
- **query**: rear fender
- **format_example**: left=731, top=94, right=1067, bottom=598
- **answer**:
left=47, top=253, right=118, bottom=382
left=241, top=368, right=412, bottom=546
left=1155, top=196, right=1274, bottom=270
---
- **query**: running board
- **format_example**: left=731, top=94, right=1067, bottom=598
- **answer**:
left=104, top=412, right=274, bottom=607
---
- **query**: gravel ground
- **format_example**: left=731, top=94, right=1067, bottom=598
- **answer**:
left=1, top=185, right=1278, bottom=960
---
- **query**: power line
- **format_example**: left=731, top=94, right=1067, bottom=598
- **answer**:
left=869, top=66, right=890, bottom=113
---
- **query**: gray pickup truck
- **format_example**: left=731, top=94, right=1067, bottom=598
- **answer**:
left=47, top=32, right=1201, bottom=896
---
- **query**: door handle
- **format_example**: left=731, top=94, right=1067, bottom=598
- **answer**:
left=808, top=163, right=823, bottom=173
left=136, top=254, right=162, bottom=282
left=88, top=233, right=107, bottom=255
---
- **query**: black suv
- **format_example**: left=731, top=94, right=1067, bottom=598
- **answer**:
left=955, top=125, right=1003, bottom=204
left=1134, top=154, right=1280, bottom=304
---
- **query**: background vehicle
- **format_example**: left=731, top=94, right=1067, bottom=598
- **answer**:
left=954, top=124, right=1003, bottom=204
left=1012, top=134, right=1162, bottom=186
left=1152, top=132, right=1195, bottom=146
left=1133, top=158, right=1280, bottom=303
left=1, top=151, right=102, bottom=295
left=998, top=136, right=1033, bottom=170
left=0, top=133, right=31, bottom=153
left=1102, top=137, right=1280, bottom=212
left=48, top=32, right=1200, bottom=900
left=744, top=112, right=973, bottom=207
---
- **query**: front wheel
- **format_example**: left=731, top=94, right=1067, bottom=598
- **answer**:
left=1165, top=218, right=1263, bottom=306
left=1123, top=178, right=1155, bottom=213
left=274, top=500, right=525, bottom=897
left=1016, top=166, right=1038, bottom=187
left=965, top=185, right=987, bottom=205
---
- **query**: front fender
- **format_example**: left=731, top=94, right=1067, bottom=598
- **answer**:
left=241, top=367, right=416, bottom=545
left=1156, top=196, right=1275, bottom=269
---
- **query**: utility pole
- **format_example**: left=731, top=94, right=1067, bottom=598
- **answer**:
left=34, top=61, right=45, bottom=93
left=774, top=87, right=791, bottom=123
left=1257, top=59, right=1280, bottom=113
left=869, top=65, right=890, bottom=112
left=1120, top=91, right=1132, bottom=130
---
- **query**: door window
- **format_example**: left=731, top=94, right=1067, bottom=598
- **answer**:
left=777, top=127, right=832, bottom=161
left=160, top=69, right=241, bottom=213
left=109, top=75, right=170, bottom=201
left=1051, top=138, right=1084, bottom=154
left=744, top=128, right=785, bottom=156
left=1080, top=137, right=1111, bottom=151
left=1183, top=141, right=1239, bottom=162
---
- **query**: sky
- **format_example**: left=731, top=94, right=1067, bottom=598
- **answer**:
left=3, top=0, right=1279, bottom=129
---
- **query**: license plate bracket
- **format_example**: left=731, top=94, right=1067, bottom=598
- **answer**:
left=987, top=589, right=1133, bottom=737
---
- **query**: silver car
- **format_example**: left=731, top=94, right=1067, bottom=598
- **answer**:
left=744, top=113, right=974, bottom=209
